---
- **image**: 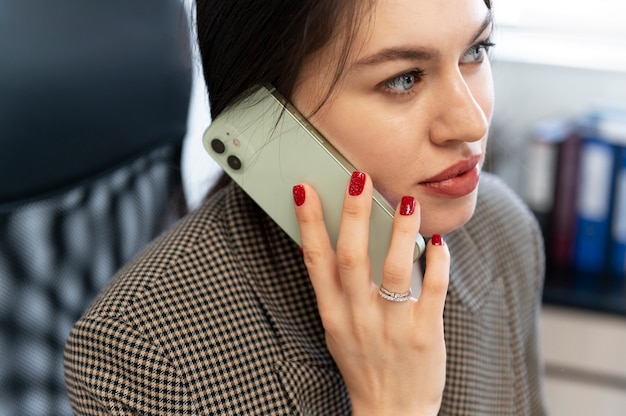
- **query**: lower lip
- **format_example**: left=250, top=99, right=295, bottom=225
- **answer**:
left=419, top=166, right=480, bottom=198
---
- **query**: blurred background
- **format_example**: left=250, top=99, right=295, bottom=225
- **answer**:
left=2, top=0, right=625, bottom=414
left=486, top=1, right=626, bottom=414
left=1, top=1, right=193, bottom=414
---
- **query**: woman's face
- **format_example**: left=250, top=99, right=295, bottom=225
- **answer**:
left=292, top=0, right=494, bottom=236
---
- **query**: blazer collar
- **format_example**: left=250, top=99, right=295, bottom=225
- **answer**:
left=224, top=183, right=336, bottom=367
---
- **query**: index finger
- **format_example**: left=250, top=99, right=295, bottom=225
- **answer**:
left=292, top=183, right=341, bottom=308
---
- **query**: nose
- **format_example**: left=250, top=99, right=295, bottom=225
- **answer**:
left=429, top=70, right=490, bottom=145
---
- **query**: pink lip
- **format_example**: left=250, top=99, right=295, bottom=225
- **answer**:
left=419, top=155, right=482, bottom=198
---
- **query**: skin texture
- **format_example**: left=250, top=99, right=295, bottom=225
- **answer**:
left=292, top=0, right=494, bottom=414
left=293, top=0, right=494, bottom=237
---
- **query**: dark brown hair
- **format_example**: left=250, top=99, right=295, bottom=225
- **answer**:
left=195, top=0, right=375, bottom=118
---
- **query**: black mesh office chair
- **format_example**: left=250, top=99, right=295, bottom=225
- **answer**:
left=0, top=1, right=192, bottom=414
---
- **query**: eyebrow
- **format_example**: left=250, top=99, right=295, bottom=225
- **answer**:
left=353, top=10, right=493, bottom=67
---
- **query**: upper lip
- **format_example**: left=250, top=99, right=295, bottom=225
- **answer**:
left=420, top=154, right=482, bottom=183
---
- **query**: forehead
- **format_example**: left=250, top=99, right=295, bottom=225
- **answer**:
left=352, top=0, right=490, bottom=55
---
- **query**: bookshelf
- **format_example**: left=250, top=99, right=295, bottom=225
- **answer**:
left=524, top=113, right=626, bottom=317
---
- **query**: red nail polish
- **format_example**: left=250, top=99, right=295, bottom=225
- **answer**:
left=293, top=184, right=306, bottom=206
left=349, top=171, right=366, bottom=196
left=431, top=234, right=443, bottom=246
left=400, top=196, right=416, bottom=216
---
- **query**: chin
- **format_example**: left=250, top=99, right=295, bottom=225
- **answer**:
left=420, top=193, right=478, bottom=237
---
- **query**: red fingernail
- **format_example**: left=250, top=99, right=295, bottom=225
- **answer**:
left=293, top=184, right=306, bottom=206
left=431, top=234, right=443, bottom=246
left=349, top=171, right=366, bottom=196
left=400, top=196, right=416, bottom=216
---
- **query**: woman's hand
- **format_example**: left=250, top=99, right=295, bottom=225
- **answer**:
left=293, top=172, right=449, bottom=416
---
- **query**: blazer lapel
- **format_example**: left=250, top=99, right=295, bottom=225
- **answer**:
left=445, top=224, right=493, bottom=314
left=225, top=184, right=351, bottom=413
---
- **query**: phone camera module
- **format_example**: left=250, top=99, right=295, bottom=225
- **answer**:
left=227, top=155, right=242, bottom=171
left=210, top=138, right=226, bottom=154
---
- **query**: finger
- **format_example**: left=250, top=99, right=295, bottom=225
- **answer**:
left=415, top=234, right=450, bottom=320
left=381, top=196, right=421, bottom=295
left=292, top=183, right=340, bottom=309
left=335, top=171, right=374, bottom=297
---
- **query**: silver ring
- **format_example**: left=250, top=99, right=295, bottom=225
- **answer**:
left=378, top=286, right=412, bottom=303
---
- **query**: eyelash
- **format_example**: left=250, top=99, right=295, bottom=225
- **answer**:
left=381, top=37, right=496, bottom=97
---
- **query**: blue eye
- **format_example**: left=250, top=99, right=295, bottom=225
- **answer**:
left=464, top=45, right=484, bottom=62
left=385, top=70, right=422, bottom=93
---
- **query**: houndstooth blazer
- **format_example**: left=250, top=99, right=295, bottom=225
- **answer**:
left=64, top=172, right=547, bottom=415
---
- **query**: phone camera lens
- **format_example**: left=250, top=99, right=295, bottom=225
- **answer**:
left=210, top=138, right=226, bottom=154
left=227, top=155, right=242, bottom=170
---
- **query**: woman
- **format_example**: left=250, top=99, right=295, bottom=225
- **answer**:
left=64, top=0, right=547, bottom=414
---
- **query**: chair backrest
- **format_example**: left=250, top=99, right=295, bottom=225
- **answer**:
left=0, top=1, right=192, bottom=414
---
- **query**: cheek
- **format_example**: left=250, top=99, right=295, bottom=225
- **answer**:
left=312, top=108, right=412, bottom=204
left=474, top=66, right=495, bottom=121
left=311, top=103, right=389, bottom=165
left=319, top=108, right=416, bottom=188
left=476, top=75, right=494, bottom=155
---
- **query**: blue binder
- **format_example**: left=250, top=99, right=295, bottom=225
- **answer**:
left=610, top=146, right=626, bottom=281
left=572, top=113, right=620, bottom=278
left=572, top=136, right=615, bottom=276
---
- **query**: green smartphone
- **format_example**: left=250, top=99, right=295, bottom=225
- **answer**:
left=202, top=85, right=425, bottom=284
